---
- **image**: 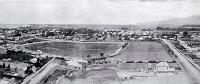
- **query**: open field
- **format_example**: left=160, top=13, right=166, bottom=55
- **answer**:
left=24, top=40, right=192, bottom=84
left=114, top=41, right=173, bottom=62
left=25, top=41, right=173, bottom=61
left=25, top=42, right=121, bottom=58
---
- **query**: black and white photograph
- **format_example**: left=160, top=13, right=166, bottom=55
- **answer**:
left=0, top=0, right=200, bottom=84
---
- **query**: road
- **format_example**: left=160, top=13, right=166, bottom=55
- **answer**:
left=162, top=39, right=200, bottom=84
left=22, top=58, right=63, bottom=84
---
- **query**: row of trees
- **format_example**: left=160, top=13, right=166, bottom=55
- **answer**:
left=125, top=60, right=177, bottom=63
left=0, top=50, right=33, bottom=62
left=0, top=50, right=52, bottom=68
left=156, top=27, right=200, bottom=31
left=42, top=28, right=100, bottom=37
left=86, top=53, right=105, bottom=59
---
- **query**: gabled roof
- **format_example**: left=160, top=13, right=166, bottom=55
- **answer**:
left=156, top=62, right=169, bottom=67
left=66, top=61, right=82, bottom=68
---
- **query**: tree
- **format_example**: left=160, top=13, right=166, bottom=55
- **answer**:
left=136, top=61, right=143, bottom=63
left=156, top=27, right=164, bottom=30
left=125, top=36, right=130, bottom=40
left=131, top=34, right=137, bottom=38
left=183, top=31, right=188, bottom=37
left=25, top=66, right=33, bottom=75
left=121, top=27, right=128, bottom=30
left=35, top=58, right=42, bottom=67
left=87, top=55, right=91, bottom=59
left=6, top=64, right=11, bottom=71
left=2, top=62, right=5, bottom=69
left=100, top=53, right=104, bottom=57
left=148, top=60, right=158, bottom=63
left=119, top=36, right=123, bottom=41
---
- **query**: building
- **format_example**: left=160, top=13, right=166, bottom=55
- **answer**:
left=64, top=57, right=87, bottom=70
left=155, top=62, right=175, bottom=76
left=86, top=57, right=107, bottom=64
left=117, top=70, right=154, bottom=79
left=65, top=57, right=88, bottom=64
left=117, top=63, right=155, bottom=79
left=66, top=60, right=83, bottom=70
left=179, top=40, right=198, bottom=52
left=117, top=62, right=177, bottom=79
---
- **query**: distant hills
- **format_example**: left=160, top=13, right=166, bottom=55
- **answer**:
left=138, top=15, right=200, bottom=27
left=1, top=15, right=200, bottom=29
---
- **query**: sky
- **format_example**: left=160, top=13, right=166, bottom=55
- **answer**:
left=0, top=0, right=200, bottom=24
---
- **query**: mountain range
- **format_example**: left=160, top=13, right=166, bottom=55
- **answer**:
left=0, top=15, right=200, bottom=29
left=139, top=15, right=200, bottom=26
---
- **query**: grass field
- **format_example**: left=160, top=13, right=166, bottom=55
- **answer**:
left=25, top=42, right=121, bottom=58
left=26, top=41, right=189, bottom=84
left=25, top=41, right=173, bottom=61
left=114, top=41, right=173, bottom=62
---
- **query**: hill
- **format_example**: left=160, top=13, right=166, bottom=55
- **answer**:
left=138, top=15, right=200, bottom=28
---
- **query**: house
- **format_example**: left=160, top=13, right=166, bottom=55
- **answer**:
left=65, top=57, right=88, bottom=64
left=155, top=62, right=175, bottom=76
left=66, top=60, right=83, bottom=70
left=179, top=40, right=198, bottom=52
left=29, top=58, right=37, bottom=64
left=117, top=63, right=156, bottom=79
left=138, top=37, right=144, bottom=40
left=130, top=37, right=135, bottom=41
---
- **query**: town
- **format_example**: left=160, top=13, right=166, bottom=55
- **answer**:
left=0, top=24, right=200, bottom=84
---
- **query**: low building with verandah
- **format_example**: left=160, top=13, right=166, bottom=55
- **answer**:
left=155, top=62, right=175, bottom=76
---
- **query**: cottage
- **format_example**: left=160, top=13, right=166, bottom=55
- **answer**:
left=66, top=61, right=83, bottom=70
